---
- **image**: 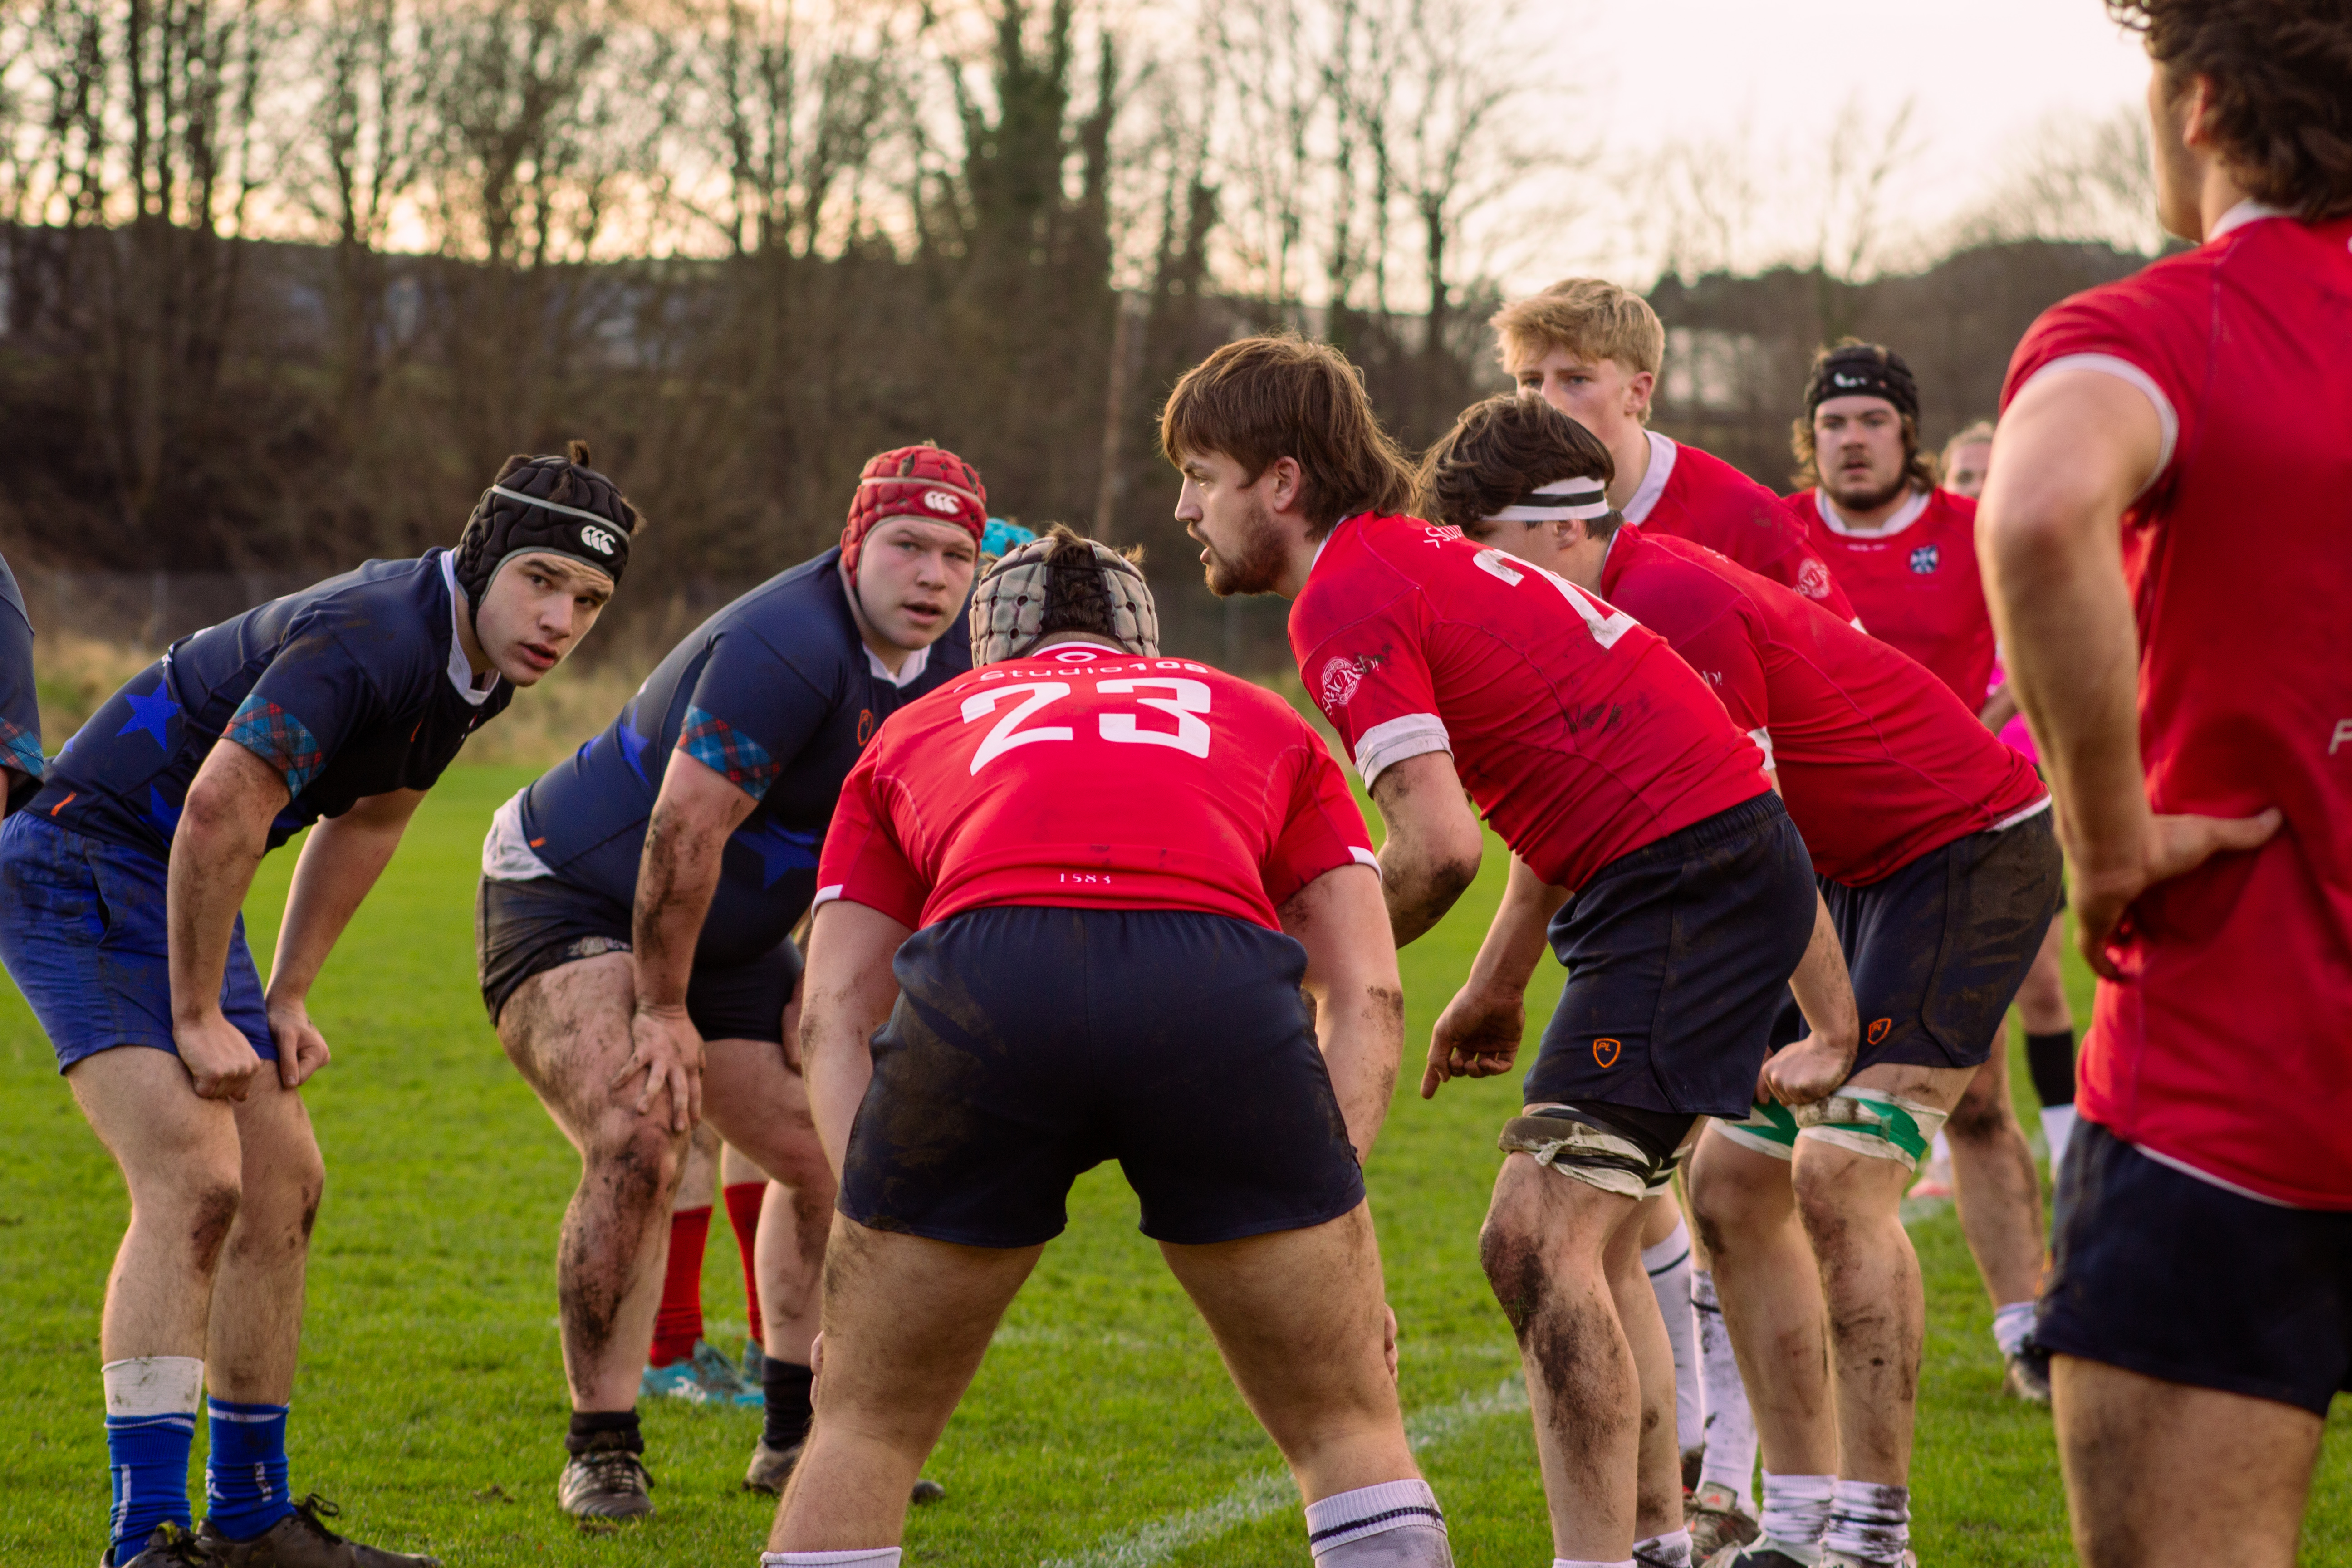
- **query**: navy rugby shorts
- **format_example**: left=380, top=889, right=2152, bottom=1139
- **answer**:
left=1767, top=807, right=2063, bottom=1073
left=475, top=874, right=802, bottom=1044
left=1523, top=791, right=1815, bottom=1125
left=839, top=905, right=1366, bottom=1249
left=2039, top=1120, right=2352, bottom=1415
left=0, top=812, right=274, bottom=1071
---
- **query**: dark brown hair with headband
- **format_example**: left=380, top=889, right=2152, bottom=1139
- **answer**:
left=1416, top=395, right=1622, bottom=541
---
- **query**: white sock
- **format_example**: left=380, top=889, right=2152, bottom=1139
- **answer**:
left=103, top=1356, right=205, bottom=1416
left=1928, top=1129, right=1950, bottom=1167
left=761, top=1553, right=901, bottom=1567
left=1643, top=1222, right=1704, bottom=1454
left=1992, top=1300, right=2036, bottom=1358
left=1306, top=1479, right=1450, bottom=1564
left=1756, top=1470, right=1836, bottom=1563
left=1821, top=1479, right=1910, bottom=1565
left=1692, top=1272, right=1756, bottom=1507
left=1633, top=1528, right=1693, bottom=1566
left=2040, top=1104, right=2076, bottom=1168
left=1549, top=1560, right=1635, bottom=1568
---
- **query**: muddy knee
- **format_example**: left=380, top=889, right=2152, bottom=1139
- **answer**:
left=588, top=1117, right=690, bottom=1209
left=1942, top=1073, right=2016, bottom=1144
left=181, top=1179, right=244, bottom=1274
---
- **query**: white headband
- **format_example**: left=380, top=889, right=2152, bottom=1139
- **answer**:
left=1484, top=476, right=1612, bottom=525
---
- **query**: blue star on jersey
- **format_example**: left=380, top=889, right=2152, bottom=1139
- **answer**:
left=1909, top=544, right=1941, bottom=574
left=118, top=682, right=181, bottom=749
left=614, top=714, right=651, bottom=784
left=734, top=817, right=822, bottom=890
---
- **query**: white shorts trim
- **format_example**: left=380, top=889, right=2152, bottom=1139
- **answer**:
left=481, top=790, right=556, bottom=882
left=1990, top=795, right=2052, bottom=831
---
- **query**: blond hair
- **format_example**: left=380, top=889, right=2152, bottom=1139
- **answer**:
left=1940, top=420, right=1995, bottom=467
left=1489, top=278, right=1666, bottom=377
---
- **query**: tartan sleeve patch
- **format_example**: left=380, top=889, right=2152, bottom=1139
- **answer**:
left=0, top=719, right=41, bottom=779
left=677, top=705, right=782, bottom=800
left=225, top=695, right=326, bottom=796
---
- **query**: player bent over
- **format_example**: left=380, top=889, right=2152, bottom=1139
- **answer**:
left=0, top=447, right=636, bottom=1568
left=1984, top=5, right=2349, bottom=1563
left=1422, top=395, right=2063, bottom=1568
left=1169, top=334, right=1853, bottom=1568
left=477, top=445, right=982, bottom=1517
left=772, top=529, right=1447, bottom=1568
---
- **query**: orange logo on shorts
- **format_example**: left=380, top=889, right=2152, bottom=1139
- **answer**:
left=1592, top=1037, right=1622, bottom=1068
left=857, top=709, right=877, bottom=745
left=1867, top=1018, right=1892, bottom=1045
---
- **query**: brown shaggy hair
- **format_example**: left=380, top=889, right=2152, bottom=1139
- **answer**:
left=1160, top=334, right=1416, bottom=535
left=2110, top=0, right=2352, bottom=220
left=1417, top=396, right=1622, bottom=540
left=1788, top=343, right=1938, bottom=495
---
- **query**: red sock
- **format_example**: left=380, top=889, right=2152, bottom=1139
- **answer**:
left=723, top=1181, right=767, bottom=1347
left=650, top=1206, right=710, bottom=1368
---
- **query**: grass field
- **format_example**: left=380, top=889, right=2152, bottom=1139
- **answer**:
left=3, top=765, right=2346, bottom=1566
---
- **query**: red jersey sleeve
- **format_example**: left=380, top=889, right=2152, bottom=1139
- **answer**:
left=1262, top=729, right=1379, bottom=906
left=1299, top=581, right=1448, bottom=788
left=2001, top=282, right=2199, bottom=494
left=813, top=745, right=928, bottom=929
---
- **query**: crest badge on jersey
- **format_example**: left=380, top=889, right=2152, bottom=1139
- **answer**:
left=1319, top=651, right=1387, bottom=710
left=1797, top=558, right=1832, bottom=599
left=1909, top=544, right=1940, bottom=574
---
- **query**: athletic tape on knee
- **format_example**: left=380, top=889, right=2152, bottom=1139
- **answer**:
left=1791, top=1088, right=1945, bottom=1168
left=1713, top=1100, right=1800, bottom=1161
left=1499, top=1107, right=1665, bottom=1199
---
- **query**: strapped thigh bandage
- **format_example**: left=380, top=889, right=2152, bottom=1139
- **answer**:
left=1499, top=1105, right=1679, bottom=1198
left=1792, top=1088, right=1947, bottom=1169
left=1714, top=1099, right=1801, bottom=1161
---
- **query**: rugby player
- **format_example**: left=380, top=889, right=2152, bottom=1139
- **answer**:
left=1937, top=422, right=1994, bottom=502
left=1171, top=334, right=1854, bottom=1568
left=1422, top=394, right=2063, bottom=1568
left=1789, top=348, right=2057, bottom=1402
left=1982, top=4, right=2350, bottom=1562
left=476, top=445, right=982, bottom=1517
left=773, top=529, right=1447, bottom=1568
left=1492, top=279, right=1855, bottom=621
left=0, top=446, right=636, bottom=1568
left=1, top=545, right=40, bottom=814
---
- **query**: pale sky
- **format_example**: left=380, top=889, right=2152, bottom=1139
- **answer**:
left=1500, top=0, right=2158, bottom=286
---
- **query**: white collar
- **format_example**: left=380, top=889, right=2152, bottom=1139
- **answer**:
left=1817, top=485, right=1932, bottom=539
left=439, top=552, right=500, bottom=706
left=2208, top=199, right=2292, bottom=241
left=867, top=642, right=931, bottom=689
left=1620, top=431, right=1677, bottom=524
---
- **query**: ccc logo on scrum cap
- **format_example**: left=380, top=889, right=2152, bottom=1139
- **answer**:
left=923, top=489, right=960, bottom=514
left=579, top=525, right=617, bottom=555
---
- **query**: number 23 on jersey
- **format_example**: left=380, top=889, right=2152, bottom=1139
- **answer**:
left=960, top=677, right=1214, bottom=772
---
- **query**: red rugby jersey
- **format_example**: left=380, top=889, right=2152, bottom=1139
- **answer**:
left=816, top=644, right=1375, bottom=932
left=1625, top=432, right=1857, bottom=622
left=1599, top=525, right=2046, bottom=885
left=1792, top=485, right=1995, bottom=708
left=1289, top=512, right=1768, bottom=892
left=2002, top=203, right=2352, bottom=1209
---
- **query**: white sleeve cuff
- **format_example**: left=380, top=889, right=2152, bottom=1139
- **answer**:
left=1748, top=726, right=1775, bottom=773
left=2019, top=353, right=2179, bottom=494
left=1352, top=713, right=1451, bottom=789
left=811, top=884, right=844, bottom=911
left=1348, top=845, right=1381, bottom=867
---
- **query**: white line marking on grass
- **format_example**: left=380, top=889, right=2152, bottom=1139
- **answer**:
left=1041, top=1377, right=1529, bottom=1568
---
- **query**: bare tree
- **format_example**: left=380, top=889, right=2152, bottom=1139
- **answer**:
left=1955, top=105, right=2161, bottom=256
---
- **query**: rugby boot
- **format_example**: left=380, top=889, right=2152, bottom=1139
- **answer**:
left=1687, top=1483, right=1762, bottom=1558
left=558, top=1435, right=654, bottom=1520
left=693, top=1339, right=763, bottom=1406
left=641, top=1340, right=761, bottom=1406
left=1821, top=1553, right=1918, bottom=1568
left=1681, top=1444, right=1705, bottom=1494
left=1702, top=1540, right=1809, bottom=1568
left=196, top=1495, right=441, bottom=1567
left=108, top=1522, right=215, bottom=1567
left=2003, top=1339, right=2053, bottom=1406
left=744, top=1441, right=945, bottom=1504
left=741, top=1337, right=767, bottom=1386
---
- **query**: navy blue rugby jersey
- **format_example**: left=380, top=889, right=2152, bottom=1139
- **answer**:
left=514, top=548, right=970, bottom=967
left=32, top=551, right=509, bottom=859
left=0, top=551, right=41, bottom=803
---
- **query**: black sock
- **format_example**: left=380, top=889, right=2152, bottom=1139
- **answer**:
left=762, top=1361, right=815, bottom=1452
left=566, top=1408, right=643, bottom=1457
left=2025, top=1030, right=2077, bottom=1108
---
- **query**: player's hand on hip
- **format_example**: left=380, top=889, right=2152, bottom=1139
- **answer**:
left=1423, top=984, right=1523, bottom=1098
left=264, top=993, right=332, bottom=1089
left=1759, top=1031, right=1852, bottom=1107
left=2074, top=808, right=2283, bottom=982
left=174, top=1009, right=265, bottom=1102
left=618, top=1001, right=705, bottom=1132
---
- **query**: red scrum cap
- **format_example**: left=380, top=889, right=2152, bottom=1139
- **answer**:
left=842, top=444, right=989, bottom=578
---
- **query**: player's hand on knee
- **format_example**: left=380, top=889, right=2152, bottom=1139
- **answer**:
left=1423, top=985, right=1524, bottom=1098
left=2074, top=808, right=2283, bottom=981
left=175, top=1009, right=265, bottom=1102
left=617, top=1000, right=705, bottom=1132
left=1759, top=1032, right=1852, bottom=1107
left=265, top=994, right=332, bottom=1088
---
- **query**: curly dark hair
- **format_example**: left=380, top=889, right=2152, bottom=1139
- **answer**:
left=2108, top=0, right=2352, bottom=220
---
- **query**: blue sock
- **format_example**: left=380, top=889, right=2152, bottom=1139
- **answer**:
left=204, top=1399, right=293, bottom=1541
left=106, top=1410, right=196, bottom=1563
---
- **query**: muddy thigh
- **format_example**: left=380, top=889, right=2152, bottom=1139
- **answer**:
left=496, top=951, right=645, bottom=1148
